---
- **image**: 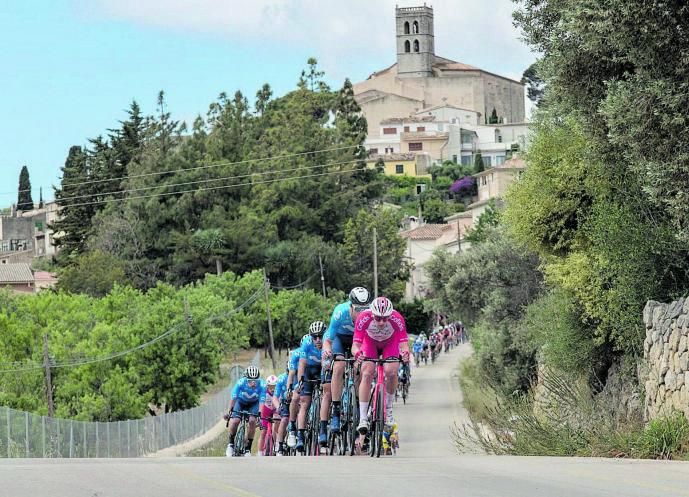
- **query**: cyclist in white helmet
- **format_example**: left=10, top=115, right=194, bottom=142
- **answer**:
left=352, top=296, right=410, bottom=434
left=225, top=366, right=265, bottom=457
left=257, top=374, right=279, bottom=456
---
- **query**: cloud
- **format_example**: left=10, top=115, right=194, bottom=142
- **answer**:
left=79, top=0, right=535, bottom=79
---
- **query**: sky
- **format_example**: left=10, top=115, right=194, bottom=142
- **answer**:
left=0, top=0, right=536, bottom=206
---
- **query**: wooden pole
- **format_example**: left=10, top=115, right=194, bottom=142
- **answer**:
left=42, top=334, right=54, bottom=418
left=318, top=253, right=327, bottom=298
left=373, top=227, right=378, bottom=298
left=263, top=268, right=277, bottom=372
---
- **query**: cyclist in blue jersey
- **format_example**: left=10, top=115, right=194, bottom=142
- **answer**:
left=321, top=287, right=371, bottom=434
left=412, top=335, right=425, bottom=366
left=274, top=367, right=290, bottom=456
left=287, top=335, right=310, bottom=448
left=295, top=321, right=327, bottom=452
left=225, top=366, right=265, bottom=457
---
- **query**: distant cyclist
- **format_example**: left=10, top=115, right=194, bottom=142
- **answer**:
left=225, top=366, right=265, bottom=457
left=412, top=335, right=424, bottom=366
left=321, top=286, right=371, bottom=434
left=295, top=321, right=327, bottom=452
left=353, top=297, right=410, bottom=434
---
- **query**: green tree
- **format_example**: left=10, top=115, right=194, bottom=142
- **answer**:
left=342, top=208, right=409, bottom=301
left=422, top=198, right=452, bottom=223
left=58, top=250, right=128, bottom=297
left=521, top=62, right=546, bottom=106
left=465, top=200, right=501, bottom=244
left=473, top=153, right=485, bottom=173
left=17, top=165, right=33, bottom=211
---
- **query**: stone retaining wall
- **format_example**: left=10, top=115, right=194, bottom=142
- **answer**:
left=643, top=298, right=689, bottom=420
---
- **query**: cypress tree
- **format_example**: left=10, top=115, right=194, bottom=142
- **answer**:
left=17, top=165, right=33, bottom=211
left=474, top=153, right=485, bottom=173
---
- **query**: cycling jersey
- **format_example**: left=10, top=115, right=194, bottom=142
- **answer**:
left=325, top=302, right=355, bottom=339
left=288, top=348, right=301, bottom=373
left=354, top=310, right=407, bottom=343
left=412, top=340, right=424, bottom=354
left=231, top=377, right=267, bottom=404
left=298, top=338, right=322, bottom=367
left=274, top=372, right=289, bottom=401
left=354, top=309, right=408, bottom=359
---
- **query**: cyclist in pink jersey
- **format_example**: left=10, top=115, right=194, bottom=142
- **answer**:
left=352, top=296, right=410, bottom=434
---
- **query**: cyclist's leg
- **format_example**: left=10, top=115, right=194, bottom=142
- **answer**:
left=382, top=340, right=402, bottom=423
left=319, top=366, right=331, bottom=445
left=227, top=400, right=245, bottom=452
left=276, top=401, right=289, bottom=454
left=357, top=339, right=379, bottom=432
left=258, top=404, right=270, bottom=455
left=330, top=334, right=350, bottom=431
left=297, top=366, right=317, bottom=449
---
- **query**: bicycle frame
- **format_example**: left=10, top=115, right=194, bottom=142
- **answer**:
left=362, top=357, right=399, bottom=458
left=259, top=415, right=278, bottom=456
left=229, top=410, right=255, bottom=457
left=329, top=356, right=357, bottom=456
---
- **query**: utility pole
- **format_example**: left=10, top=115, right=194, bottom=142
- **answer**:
left=456, top=221, right=462, bottom=252
left=42, top=334, right=54, bottom=418
left=318, top=253, right=327, bottom=298
left=263, top=268, right=277, bottom=372
left=373, top=227, right=378, bottom=298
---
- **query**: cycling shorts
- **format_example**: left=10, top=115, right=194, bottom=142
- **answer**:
left=279, top=400, right=290, bottom=418
left=359, top=336, right=402, bottom=360
left=260, top=404, right=276, bottom=429
left=231, top=399, right=260, bottom=419
left=300, top=364, right=322, bottom=397
left=331, top=333, right=353, bottom=357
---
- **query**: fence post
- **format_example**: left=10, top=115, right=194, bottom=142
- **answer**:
left=118, top=421, right=122, bottom=458
left=69, top=420, right=74, bottom=458
left=25, top=411, right=29, bottom=457
left=42, top=417, right=46, bottom=458
left=95, top=423, right=99, bottom=458
left=107, top=422, right=110, bottom=458
left=127, top=421, right=130, bottom=457
left=6, top=406, right=11, bottom=457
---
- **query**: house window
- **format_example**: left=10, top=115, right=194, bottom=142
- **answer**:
left=404, top=126, right=410, bottom=132
left=416, top=126, right=425, bottom=132
left=452, top=155, right=458, bottom=163
left=404, top=40, right=411, bottom=53
left=461, top=156, right=471, bottom=166
left=396, top=164, right=404, bottom=174
left=496, top=155, right=506, bottom=166
left=461, top=133, right=473, bottom=144
left=482, top=176, right=487, bottom=186
left=413, top=39, right=420, bottom=52
left=413, top=21, right=419, bottom=34
left=368, top=148, right=378, bottom=155
left=409, top=142, right=423, bottom=151
left=383, top=127, right=397, bottom=135
left=483, top=156, right=492, bottom=167
left=495, top=130, right=502, bottom=143
left=404, top=21, right=410, bottom=34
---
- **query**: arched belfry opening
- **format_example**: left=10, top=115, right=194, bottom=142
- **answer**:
left=413, top=39, right=420, bottom=52
left=405, top=40, right=411, bottom=53
left=413, top=21, right=419, bottom=34
left=404, top=21, right=410, bottom=34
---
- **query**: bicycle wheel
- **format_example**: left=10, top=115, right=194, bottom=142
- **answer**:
left=235, top=420, right=246, bottom=457
left=375, top=387, right=384, bottom=458
left=348, top=384, right=359, bottom=456
left=308, top=393, right=321, bottom=456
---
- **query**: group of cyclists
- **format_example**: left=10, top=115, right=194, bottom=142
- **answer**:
left=411, top=319, right=466, bottom=367
left=224, top=287, right=412, bottom=457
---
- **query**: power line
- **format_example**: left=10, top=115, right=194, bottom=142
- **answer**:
left=54, top=158, right=362, bottom=205
left=0, top=285, right=264, bottom=374
left=55, top=165, right=365, bottom=210
left=0, top=144, right=362, bottom=198
left=270, top=271, right=320, bottom=290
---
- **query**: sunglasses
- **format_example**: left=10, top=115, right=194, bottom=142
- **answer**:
left=373, top=315, right=389, bottom=322
left=312, top=335, right=324, bottom=341
left=353, top=305, right=368, bottom=313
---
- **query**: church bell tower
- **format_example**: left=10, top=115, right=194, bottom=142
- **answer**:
left=396, top=5, right=435, bottom=78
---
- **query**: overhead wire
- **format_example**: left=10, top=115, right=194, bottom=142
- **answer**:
left=54, top=158, right=363, bottom=204
left=0, top=144, right=361, bottom=197
left=54, top=165, right=366, bottom=210
left=270, top=271, right=320, bottom=290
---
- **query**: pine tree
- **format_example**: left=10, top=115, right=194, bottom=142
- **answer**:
left=50, top=146, right=91, bottom=255
left=488, top=108, right=499, bottom=124
left=17, top=165, right=33, bottom=211
left=474, top=153, right=485, bottom=173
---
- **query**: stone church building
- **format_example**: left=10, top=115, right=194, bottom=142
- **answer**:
left=354, top=5, right=525, bottom=140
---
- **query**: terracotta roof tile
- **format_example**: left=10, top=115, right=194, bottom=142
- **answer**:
left=400, top=224, right=451, bottom=240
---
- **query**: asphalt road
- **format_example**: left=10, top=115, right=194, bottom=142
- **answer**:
left=3, top=344, right=689, bottom=497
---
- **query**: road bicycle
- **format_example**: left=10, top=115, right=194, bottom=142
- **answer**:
left=327, top=356, right=358, bottom=456
left=397, top=364, right=410, bottom=405
left=225, top=410, right=255, bottom=457
left=302, top=378, right=322, bottom=456
left=362, top=357, right=402, bottom=458
left=259, top=414, right=278, bottom=456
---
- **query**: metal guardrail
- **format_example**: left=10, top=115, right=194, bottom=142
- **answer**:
left=0, top=351, right=260, bottom=458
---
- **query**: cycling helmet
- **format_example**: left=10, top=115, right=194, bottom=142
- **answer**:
left=309, top=321, right=326, bottom=337
left=370, top=296, right=393, bottom=318
left=300, top=334, right=311, bottom=346
left=244, top=365, right=260, bottom=380
left=420, top=333, right=427, bottom=339
left=266, top=375, right=278, bottom=386
left=349, top=287, right=371, bottom=307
